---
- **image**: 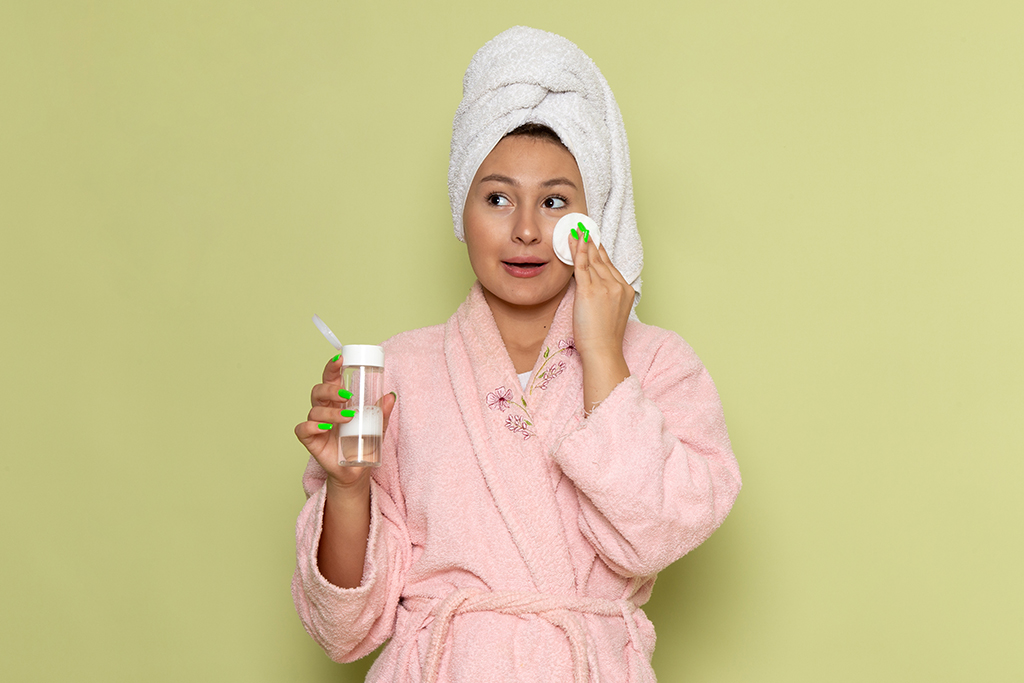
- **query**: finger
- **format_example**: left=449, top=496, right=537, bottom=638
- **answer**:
left=311, top=382, right=355, bottom=407
left=584, top=238, right=614, bottom=277
left=381, top=391, right=397, bottom=435
left=571, top=230, right=592, bottom=282
left=321, top=353, right=344, bottom=384
left=596, top=244, right=625, bottom=280
left=307, top=405, right=357, bottom=425
left=585, top=241, right=622, bottom=284
left=294, top=419, right=333, bottom=446
left=567, top=225, right=580, bottom=262
left=582, top=238, right=620, bottom=288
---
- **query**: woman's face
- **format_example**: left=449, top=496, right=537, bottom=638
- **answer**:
left=463, top=135, right=586, bottom=311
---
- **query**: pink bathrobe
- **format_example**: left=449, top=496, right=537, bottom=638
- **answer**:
left=292, top=282, right=741, bottom=682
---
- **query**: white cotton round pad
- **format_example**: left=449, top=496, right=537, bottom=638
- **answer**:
left=552, top=213, right=601, bottom=266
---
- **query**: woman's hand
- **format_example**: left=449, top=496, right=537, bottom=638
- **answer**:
left=568, top=230, right=634, bottom=412
left=294, top=355, right=397, bottom=488
left=295, top=355, right=395, bottom=588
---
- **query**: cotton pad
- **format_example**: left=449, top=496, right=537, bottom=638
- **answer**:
left=552, top=213, right=601, bottom=266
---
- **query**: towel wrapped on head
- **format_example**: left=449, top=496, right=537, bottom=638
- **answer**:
left=448, top=26, right=644, bottom=303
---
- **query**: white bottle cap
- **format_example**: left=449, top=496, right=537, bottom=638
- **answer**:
left=552, top=213, right=601, bottom=266
left=341, top=344, right=384, bottom=368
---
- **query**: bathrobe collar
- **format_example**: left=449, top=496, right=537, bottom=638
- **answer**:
left=443, top=280, right=583, bottom=594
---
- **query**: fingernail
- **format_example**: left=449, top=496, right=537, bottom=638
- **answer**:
left=317, top=423, right=332, bottom=430
left=339, top=389, right=353, bottom=400
left=331, top=354, right=340, bottom=362
left=571, top=228, right=579, bottom=240
left=390, top=391, right=397, bottom=401
left=341, top=409, right=355, bottom=418
left=583, top=231, right=589, bottom=243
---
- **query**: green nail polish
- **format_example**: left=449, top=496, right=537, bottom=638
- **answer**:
left=583, top=231, right=589, bottom=243
left=341, top=409, right=355, bottom=418
left=317, top=423, right=332, bottom=430
left=339, top=389, right=353, bottom=400
left=331, top=354, right=340, bottom=362
left=571, top=228, right=579, bottom=240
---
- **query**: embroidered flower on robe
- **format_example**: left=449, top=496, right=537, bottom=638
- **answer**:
left=505, top=414, right=532, bottom=439
left=539, top=361, right=566, bottom=390
left=486, top=387, right=513, bottom=412
left=486, top=338, right=576, bottom=440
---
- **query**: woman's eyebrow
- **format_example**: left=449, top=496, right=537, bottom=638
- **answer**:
left=478, top=173, right=518, bottom=186
left=541, top=177, right=578, bottom=189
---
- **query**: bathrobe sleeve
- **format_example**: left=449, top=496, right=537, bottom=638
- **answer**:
left=291, top=450, right=411, bottom=662
left=550, top=329, right=741, bottom=578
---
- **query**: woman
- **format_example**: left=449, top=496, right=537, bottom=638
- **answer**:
left=293, top=27, right=741, bottom=682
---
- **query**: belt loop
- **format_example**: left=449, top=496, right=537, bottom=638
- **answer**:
left=617, top=599, right=643, bottom=653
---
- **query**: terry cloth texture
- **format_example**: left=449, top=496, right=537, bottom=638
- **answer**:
left=448, top=26, right=645, bottom=302
left=292, top=280, right=742, bottom=682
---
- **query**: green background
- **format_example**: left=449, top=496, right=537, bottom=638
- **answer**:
left=2, top=1, right=1021, bottom=681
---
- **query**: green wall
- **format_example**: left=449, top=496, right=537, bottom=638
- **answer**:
left=2, top=1, right=1021, bottom=681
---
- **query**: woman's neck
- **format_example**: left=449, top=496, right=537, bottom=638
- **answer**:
left=481, top=282, right=570, bottom=374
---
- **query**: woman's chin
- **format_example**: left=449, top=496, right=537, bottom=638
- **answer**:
left=481, top=278, right=572, bottom=311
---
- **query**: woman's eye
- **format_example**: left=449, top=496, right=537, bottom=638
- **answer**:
left=543, top=196, right=567, bottom=209
left=487, top=194, right=511, bottom=207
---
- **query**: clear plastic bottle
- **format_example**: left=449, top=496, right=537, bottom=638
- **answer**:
left=337, top=344, right=384, bottom=467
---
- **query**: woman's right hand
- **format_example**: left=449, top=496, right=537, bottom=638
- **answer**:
left=294, top=355, right=397, bottom=488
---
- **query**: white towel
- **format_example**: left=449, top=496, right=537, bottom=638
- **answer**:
left=448, top=26, right=644, bottom=304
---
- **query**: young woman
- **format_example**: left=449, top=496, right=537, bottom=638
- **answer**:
left=293, top=27, right=741, bottom=683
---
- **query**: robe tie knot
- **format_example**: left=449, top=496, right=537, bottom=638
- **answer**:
left=415, top=588, right=644, bottom=683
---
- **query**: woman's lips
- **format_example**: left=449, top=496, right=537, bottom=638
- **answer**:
left=502, top=261, right=547, bottom=278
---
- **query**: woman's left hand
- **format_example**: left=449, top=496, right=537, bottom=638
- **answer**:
left=568, top=229, right=634, bottom=413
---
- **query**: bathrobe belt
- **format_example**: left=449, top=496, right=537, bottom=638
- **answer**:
left=404, top=589, right=645, bottom=683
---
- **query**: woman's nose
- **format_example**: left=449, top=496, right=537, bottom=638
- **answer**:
left=511, top=210, right=542, bottom=245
